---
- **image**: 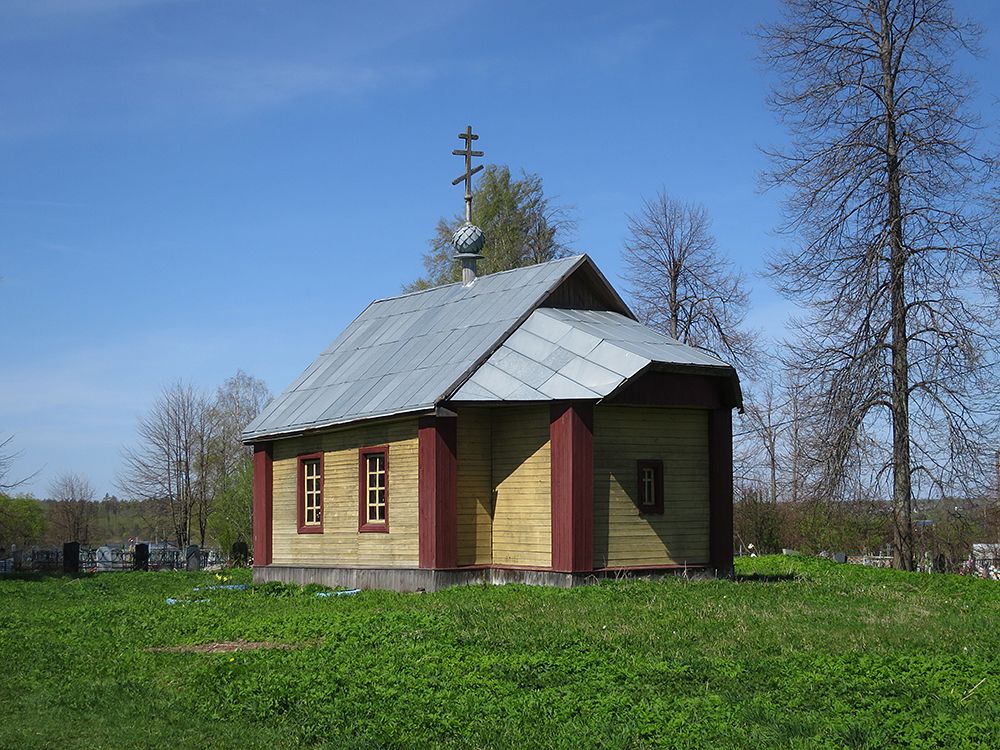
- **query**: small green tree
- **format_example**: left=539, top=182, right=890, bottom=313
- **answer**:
left=208, top=458, right=253, bottom=558
left=206, top=371, right=270, bottom=556
left=0, top=494, right=46, bottom=549
left=406, top=165, right=574, bottom=291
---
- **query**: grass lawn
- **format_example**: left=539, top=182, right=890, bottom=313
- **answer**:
left=1, top=556, right=997, bottom=749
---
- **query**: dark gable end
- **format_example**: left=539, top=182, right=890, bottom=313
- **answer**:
left=539, top=256, right=632, bottom=315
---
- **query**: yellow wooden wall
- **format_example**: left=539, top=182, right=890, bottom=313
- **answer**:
left=593, top=406, right=709, bottom=567
left=456, top=407, right=493, bottom=566
left=270, top=418, right=419, bottom=567
left=491, top=405, right=552, bottom=568
left=269, top=404, right=709, bottom=572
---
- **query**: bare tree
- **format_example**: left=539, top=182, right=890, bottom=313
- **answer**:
left=119, top=373, right=271, bottom=552
left=212, top=370, right=272, bottom=475
left=759, top=0, right=1000, bottom=569
left=0, top=434, right=38, bottom=493
left=621, top=191, right=759, bottom=374
left=48, top=472, right=95, bottom=544
left=0, top=435, right=19, bottom=493
left=740, top=380, right=785, bottom=504
left=119, top=383, right=219, bottom=549
left=207, top=371, right=271, bottom=552
left=783, top=372, right=805, bottom=505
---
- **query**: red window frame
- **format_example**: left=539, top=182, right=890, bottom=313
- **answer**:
left=358, top=446, right=390, bottom=533
left=635, top=459, right=664, bottom=515
left=297, top=452, right=324, bottom=534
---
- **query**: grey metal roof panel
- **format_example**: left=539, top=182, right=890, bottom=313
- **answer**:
left=502, top=328, right=556, bottom=362
left=488, top=346, right=556, bottom=389
left=539, top=345, right=576, bottom=372
left=536, top=372, right=603, bottom=400
left=242, top=254, right=592, bottom=440
left=558, top=356, right=625, bottom=393
left=469, top=363, right=528, bottom=400
left=587, top=340, right=649, bottom=378
left=243, top=254, right=740, bottom=441
left=452, top=380, right=501, bottom=400
left=452, top=307, right=735, bottom=403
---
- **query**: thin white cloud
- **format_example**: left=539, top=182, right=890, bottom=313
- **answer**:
left=0, top=0, right=449, bottom=140
left=148, top=57, right=430, bottom=120
left=0, top=54, right=433, bottom=140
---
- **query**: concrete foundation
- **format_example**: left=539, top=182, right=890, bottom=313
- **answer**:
left=253, top=564, right=709, bottom=592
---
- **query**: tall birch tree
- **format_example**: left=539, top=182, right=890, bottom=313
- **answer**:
left=759, top=0, right=999, bottom=569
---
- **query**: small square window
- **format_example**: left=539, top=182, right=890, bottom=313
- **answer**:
left=635, top=459, right=664, bottom=515
left=297, top=453, right=324, bottom=533
left=359, top=446, right=389, bottom=533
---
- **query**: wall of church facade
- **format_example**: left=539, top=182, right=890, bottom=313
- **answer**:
left=592, top=405, right=710, bottom=568
left=270, top=417, right=420, bottom=568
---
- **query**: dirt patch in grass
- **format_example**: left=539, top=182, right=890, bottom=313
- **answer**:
left=146, top=639, right=307, bottom=654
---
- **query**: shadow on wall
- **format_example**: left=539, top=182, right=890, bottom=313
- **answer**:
left=489, top=406, right=550, bottom=567
left=594, top=465, right=710, bottom=568
left=593, top=409, right=711, bottom=569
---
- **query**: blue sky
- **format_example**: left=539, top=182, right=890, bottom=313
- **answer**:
left=2, top=0, right=998, bottom=499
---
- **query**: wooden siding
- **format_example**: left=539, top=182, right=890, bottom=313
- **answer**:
left=492, top=406, right=552, bottom=568
left=593, top=406, right=709, bottom=567
left=270, top=418, right=419, bottom=567
left=456, top=407, right=493, bottom=566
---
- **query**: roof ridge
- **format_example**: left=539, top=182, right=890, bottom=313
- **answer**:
left=371, top=253, right=587, bottom=305
left=433, top=254, right=590, bottom=402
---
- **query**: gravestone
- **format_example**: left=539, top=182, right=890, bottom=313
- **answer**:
left=832, top=552, right=847, bottom=564
left=185, top=545, right=201, bottom=571
left=134, top=543, right=149, bottom=571
left=231, top=541, right=248, bottom=566
left=95, top=546, right=114, bottom=572
left=63, top=541, right=80, bottom=574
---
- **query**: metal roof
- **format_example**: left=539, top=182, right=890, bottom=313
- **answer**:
left=243, top=255, right=598, bottom=441
left=452, top=308, right=735, bottom=401
left=243, top=253, right=741, bottom=443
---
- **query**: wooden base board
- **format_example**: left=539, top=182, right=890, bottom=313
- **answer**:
left=254, top=564, right=713, bottom=592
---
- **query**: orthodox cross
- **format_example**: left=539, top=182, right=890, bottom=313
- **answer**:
left=451, top=125, right=484, bottom=222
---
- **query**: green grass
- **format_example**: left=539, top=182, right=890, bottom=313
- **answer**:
left=1, top=557, right=997, bottom=749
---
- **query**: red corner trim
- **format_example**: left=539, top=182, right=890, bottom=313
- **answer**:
left=358, top=446, right=390, bottom=533
left=252, top=443, right=273, bottom=566
left=296, top=452, right=324, bottom=534
left=418, top=416, right=457, bottom=569
left=708, top=409, right=734, bottom=576
left=550, top=402, right=594, bottom=574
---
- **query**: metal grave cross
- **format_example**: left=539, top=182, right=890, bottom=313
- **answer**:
left=451, top=125, right=484, bottom=221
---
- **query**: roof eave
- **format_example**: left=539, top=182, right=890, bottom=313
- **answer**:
left=599, top=360, right=744, bottom=411
left=240, top=405, right=436, bottom=445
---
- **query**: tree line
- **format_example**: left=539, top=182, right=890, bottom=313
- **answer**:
left=0, top=370, right=270, bottom=555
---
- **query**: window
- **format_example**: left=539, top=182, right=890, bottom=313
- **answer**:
left=635, top=459, right=664, bottom=515
left=297, top=453, right=324, bottom=533
left=358, top=446, right=389, bottom=532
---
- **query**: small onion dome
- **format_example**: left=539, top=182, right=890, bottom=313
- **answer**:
left=452, top=221, right=485, bottom=258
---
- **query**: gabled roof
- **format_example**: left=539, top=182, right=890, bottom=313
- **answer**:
left=243, top=253, right=742, bottom=443
left=243, top=255, right=626, bottom=441
left=452, top=307, right=735, bottom=401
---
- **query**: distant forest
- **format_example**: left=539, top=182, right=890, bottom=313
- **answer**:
left=39, top=496, right=172, bottom=548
